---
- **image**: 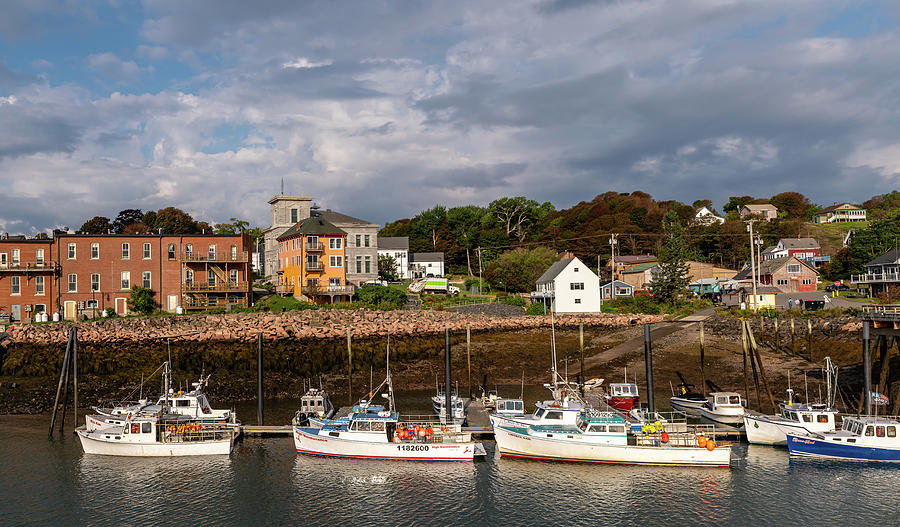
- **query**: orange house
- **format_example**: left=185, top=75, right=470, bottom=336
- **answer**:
left=276, top=216, right=353, bottom=303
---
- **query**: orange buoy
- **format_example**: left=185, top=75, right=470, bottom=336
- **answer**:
left=697, top=436, right=707, bottom=448
left=706, top=439, right=716, bottom=451
left=426, top=426, right=434, bottom=436
left=660, top=431, right=669, bottom=443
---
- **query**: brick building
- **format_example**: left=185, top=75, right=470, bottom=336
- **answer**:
left=0, top=232, right=251, bottom=321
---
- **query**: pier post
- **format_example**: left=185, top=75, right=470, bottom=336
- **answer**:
left=863, top=321, right=872, bottom=415
left=257, top=332, right=263, bottom=426
left=747, top=322, right=776, bottom=412
left=774, top=318, right=779, bottom=353
left=59, top=332, right=72, bottom=433
left=73, top=327, right=78, bottom=421
left=791, top=318, right=796, bottom=355
left=49, top=330, right=72, bottom=437
left=347, top=326, right=353, bottom=406
left=445, top=328, right=452, bottom=425
left=643, top=325, right=654, bottom=413
left=741, top=319, right=750, bottom=402
left=466, top=324, right=471, bottom=398
left=699, top=321, right=706, bottom=397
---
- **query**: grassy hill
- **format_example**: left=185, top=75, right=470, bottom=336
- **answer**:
left=803, top=221, right=868, bottom=255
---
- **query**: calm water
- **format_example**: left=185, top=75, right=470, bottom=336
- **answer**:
left=3, top=396, right=900, bottom=526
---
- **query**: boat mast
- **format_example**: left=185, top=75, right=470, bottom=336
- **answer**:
left=550, top=309, right=558, bottom=391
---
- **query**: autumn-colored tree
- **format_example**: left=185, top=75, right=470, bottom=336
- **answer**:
left=78, top=216, right=112, bottom=234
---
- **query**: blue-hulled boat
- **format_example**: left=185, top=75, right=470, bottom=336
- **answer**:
left=787, top=415, right=900, bottom=461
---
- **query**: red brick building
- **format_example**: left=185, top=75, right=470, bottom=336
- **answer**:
left=734, top=255, right=818, bottom=293
left=0, top=233, right=251, bottom=321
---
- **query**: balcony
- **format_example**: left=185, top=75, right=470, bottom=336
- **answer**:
left=852, top=272, right=900, bottom=284
left=305, top=261, right=324, bottom=272
left=182, top=251, right=249, bottom=263
left=302, top=285, right=356, bottom=297
left=305, top=242, right=324, bottom=252
left=0, top=261, right=58, bottom=273
left=275, top=284, right=294, bottom=296
left=182, top=281, right=248, bottom=293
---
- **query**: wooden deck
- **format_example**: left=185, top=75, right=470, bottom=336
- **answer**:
left=239, top=425, right=292, bottom=436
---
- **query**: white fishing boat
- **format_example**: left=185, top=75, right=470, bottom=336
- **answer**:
left=494, top=398, right=526, bottom=417
left=431, top=392, right=466, bottom=425
left=293, top=387, right=336, bottom=426
left=78, top=414, right=235, bottom=457
left=493, top=411, right=730, bottom=467
left=787, top=416, right=900, bottom=461
left=669, top=373, right=708, bottom=417
left=698, top=392, right=746, bottom=428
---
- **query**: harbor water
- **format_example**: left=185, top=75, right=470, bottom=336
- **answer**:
left=3, top=396, right=900, bottom=526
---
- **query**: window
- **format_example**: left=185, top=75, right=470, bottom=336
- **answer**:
left=802, top=414, right=812, bottom=423
left=10, top=276, right=20, bottom=295
left=291, top=208, right=298, bottom=223
left=91, top=274, right=100, bottom=292
left=120, top=271, right=130, bottom=290
left=185, top=269, right=194, bottom=284
left=68, top=274, right=77, bottom=292
left=355, top=234, right=361, bottom=247
left=802, top=279, right=811, bottom=285
left=207, top=269, right=216, bottom=286
left=208, top=245, right=216, bottom=259
left=889, top=427, right=897, bottom=438
left=35, top=276, right=44, bottom=296
left=865, top=426, right=874, bottom=436
left=329, top=238, right=342, bottom=250
left=573, top=267, right=579, bottom=272
left=230, top=245, right=237, bottom=259
left=588, top=425, right=607, bottom=433
left=777, top=279, right=788, bottom=285
left=141, top=422, right=151, bottom=434
left=570, top=282, right=584, bottom=290
left=185, top=244, right=193, bottom=256
left=35, top=249, right=44, bottom=265
left=329, top=277, right=341, bottom=286
left=142, top=271, right=151, bottom=289
left=143, top=243, right=151, bottom=259
left=168, top=244, right=176, bottom=260
left=330, top=255, right=343, bottom=267
left=230, top=269, right=238, bottom=283
left=544, top=411, right=563, bottom=420
left=787, top=264, right=801, bottom=273
left=35, top=304, right=46, bottom=313
left=121, top=243, right=130, bottom=259
left=574, top=298, right=581, bottom=304
left=608, top=425, right=625, bottom=433
left=817, top=414, right=829, bottom=423
left=876, top=426, right=885, bottom=438
left=90, top=243, right=99, bottom=259
left=0, top=253, right=6, bottom=267
left=364, top=235, right=370, bottom=247
left=356, top=256, right=362, bottom=274
left=10, top=249, right=19, bottom=265
left=364, top=255, right=371, bottom=274
left=68, top=243, right=76, bottom=259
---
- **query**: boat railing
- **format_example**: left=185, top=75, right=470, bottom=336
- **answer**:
left=160, top=424, right=235, bottom=443
left=633, top=423, right=723, bottom=448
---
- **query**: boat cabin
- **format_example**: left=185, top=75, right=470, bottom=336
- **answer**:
left=708, top=392, right=743, bottom=408
left=840, top=417, right=899, bottom=442
left=522, top=413, right=628, bottom=445
left=779, top=404, right=835, bottom=427
left=495, top=398, right=525, bottom=416
left=609, top=383, right=639, bottom=398
left=300, top=388, right=333, bottom=418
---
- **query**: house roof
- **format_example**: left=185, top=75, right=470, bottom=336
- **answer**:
left=736, top=285, right=780, bottom=294
left=616, top=254, right=658, bottom=264
left=378, top=237, right=409, bottom=250
left=742, top=204, right=777, bottom=212
left=317, top=209, right=378, bottom=227
left=866, top=249, right=900, bottom=266
left=410, top=252, right=444, bottom=263
left=536, top=258, right=574, bottom=284
left=622, top=262, right=659, bottom=274
left=277, top=217, right=345, bottom=240
left=816, top=202, right=862, bottom=215
left=762, top=245, right=779, bottom=255
left=780, top=237, right=820, bottom=249
left=733, top=256, right=817, bottom=280
left=599, top=279, right=633, bottom=288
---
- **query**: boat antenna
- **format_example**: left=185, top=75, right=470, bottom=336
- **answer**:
left=804, top=370, right=809, bottom=403
left=521, top=369, right=525, bottom=401
left=140, top=372, right=144, bottom=401
left=550, top=309, right=558, bottom=389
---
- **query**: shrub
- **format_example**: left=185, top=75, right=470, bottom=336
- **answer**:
left=128, top=286, right=157, bottom=315
left=501, top=295, right=527, bottom=307
left=526, top=302, right=547, bottom=315
left=355, top=284, right=407, bottom=309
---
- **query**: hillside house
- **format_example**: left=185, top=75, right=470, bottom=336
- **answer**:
left=532, top=257, right=601, bottom=313
left=693, top=207, right=725, bottom=225
left=812, top=203, right=867, bottom=224
left=739, top=204, right=778, bottom=221
left=377, top=237, right=409, bottom=279
left=733, top=256, right=818, bottom=293
left=852, top=249, right=900, bottom=296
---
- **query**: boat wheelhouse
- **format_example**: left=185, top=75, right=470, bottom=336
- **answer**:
left=745, top=389, right=838, bottom=445
left=669, top=381, right=707, bottom=417
left=698, top=392, right=745, bottom=428
left=431, top=393, right=466, bottom=425
left=787, top=416, right=900, bottom=461
left=605, top=383, right=639, bottom=411
left=494, top=398, right=525, bottom=417
left=294, top=388, right=336, bottom=426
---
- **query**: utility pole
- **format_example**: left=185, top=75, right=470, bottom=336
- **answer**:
left=609, top=234, right=618, bottom=300
left=755, top=234, right=764, bottom=286
left=747, top=220, right=758, bottom=310
left=477, top=247, right=483, bottom=295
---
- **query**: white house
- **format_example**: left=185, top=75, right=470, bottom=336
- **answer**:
left=409, top=252, right=444, bottom=278
left=531, top=257, right=601, bottom=313
left=377, top=237, right=409, bottom=279
left=693, top=206, right=725, bottom=225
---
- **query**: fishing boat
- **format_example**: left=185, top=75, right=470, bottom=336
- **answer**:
left=78, top=413, right=236, bottom=457
left=494, top=398, right=526, bottom=417
left=293, top=347, right=485, bottom=461
left=698, top=392, right=746, bottom=428
left=431, top=392, right=466, bottom=425
left=293, top=387, right=336, bottom=426
left=605, top=382, right=640, bottom=411
left=787, top=416, right=900, bottom=461
left=669, top=372, right=707, bottom=417
left=493, top=410, right=730, bottom=466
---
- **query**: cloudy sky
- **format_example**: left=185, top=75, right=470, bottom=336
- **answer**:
left=1, top=1, right=898, bottom=234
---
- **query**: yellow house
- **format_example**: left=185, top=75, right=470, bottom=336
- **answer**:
left=730, top=285, right=778, bottom=310
left=276, top=216, right=353, bottom=303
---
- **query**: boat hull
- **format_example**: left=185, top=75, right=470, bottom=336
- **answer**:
left=698, top=408, right=745, bottom=428
left=786, top=434, right=900, bottom=461
left=293, top=427, right=481, bottom=461
left=77, top=430, right=233, bottom=457
left=670, top=397, right=706, bottom=417
left=493, top=426, right=730, bottom=467
left=606, top=396, right=638, bottom=411
left=744, top=415, right=831, bottom=446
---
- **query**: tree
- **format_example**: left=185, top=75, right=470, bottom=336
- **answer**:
left=111, top=209, right=145, bottom=233
left=447, top=205, right=485, bottom=275
left=488, top=196, right=554, bottom=241
left=78, top=216, right=112, bottom=234
left=122, top=222, right=151, bottom=234
left=378, top=254, right=399, bottom=282
left=215, top=218, right=250, bottom=235
left=128, top=286, right=157, bottom=314
left=649, top=210, right=691, bottom=306
left=411, top=206, right=447, bottom=250
left=770, top=192, right=814, bottom=219
left=484, top=246, right=557, bottom=293
left=354, top=284, right=407, bottom=309
left=723, top=196, right=756, bottom=214
left=152, top=207, right=199, bottom=234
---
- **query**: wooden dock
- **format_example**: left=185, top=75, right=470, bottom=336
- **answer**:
left=239, top=425, right=292, bottom=436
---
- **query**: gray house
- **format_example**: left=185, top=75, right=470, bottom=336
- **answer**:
left=599, top=279, right=633, bottom=299
left=853, top=249, right=900, bottom=295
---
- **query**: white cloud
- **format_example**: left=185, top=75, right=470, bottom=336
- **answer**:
left=136, top=45, right=170, bottom=61
left=86, top=52, right=144, bottom=82
left=281, top=58, right=333, bottom=69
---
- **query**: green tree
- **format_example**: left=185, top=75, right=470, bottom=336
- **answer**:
left=447, top=205, right=485, bottom=275
left=410, top=205, right=447, bottom=250
left=128, top=286, right=157, bottom=314
left=378, top=254, right=399, bottom=282
left=78, top=216, right=112, bottom=234
left=723, top=196, right=756, bottom=214
left=152, top=207, right=199, bottom=234
left=215, top=218, right=250, bottom=235
left=354, top=284, right=407, bottom=309
left=111, top=209, right=145, bottom=233
left=484, top=246, right=557, bottom=293
left=649, top=210, right=691, bottom=306
left=770, top=192, right=814, bottom=219
left=488, top=196, right=554, bottom=241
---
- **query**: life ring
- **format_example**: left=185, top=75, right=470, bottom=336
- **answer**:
left=697, top=436, right=707, bottom=448
left=706, top=439, right=716, bottom=451
left=660, top=431, right=669, bottom=443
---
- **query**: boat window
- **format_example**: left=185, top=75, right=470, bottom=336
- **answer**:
left=876, top=426, right=885, bottom=437
left=577, top=419, right=588, bottom=432
left=357, top=421, right=371, bottom=431
left=371, top=421, right=385, bottom=432
left=802, top=414, right=813, bottom=423
left=515, top=402, right=523, bottom=411
left=123, top=424, right=129, bottom=434
left=608, top=425, right=625, bottom=433
left=717, top=397, right=727, bottom=404
left=142, top=422, right=151, bottom=434
left=865, top=426, right=875, bottom=436
left=535, top=408, right=545, bottom=418
left=588, top=425, right=607, bottom=433
left=789, top=412, right=798, bottom=421
left=729, top=395, right=741, bottom=405
left=853, top=422, right=862, bottom=435
left=131, top=424, right=140, bottom=434
left=888, top=427, right=896, bottom=438
left=545, top=411, right=563, bottom=420
left=817, top=414, right=829, bottom=423
left=177, top=400, right=190, bottom=407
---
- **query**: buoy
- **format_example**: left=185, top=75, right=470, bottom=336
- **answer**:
left=697, top=436, right=707, bottom=448
left=706, top=439, right=716, bottom=451
left=418, top=429, right=426, bottom=438
left=426, top=426, right=434, bottom=436
left=660, top=431, right=669, bottom=443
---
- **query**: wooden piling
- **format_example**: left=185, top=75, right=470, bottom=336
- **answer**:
left=746, top=322, right=761, bottom=409
left=699, top=321, right=706, bottom=397
left=72, top=327, right=78, bottom=421
left=466, top=324, right=471, bottom=398
left=807, top=319, right=813, bottom=358
left=747, top=321, right=776, bottom=411
left=878, top=335, right=893, bottom=397
left=579, top=323, right=585, bottom=392
left=257, top=332, right=263, bottom=426
left=774, top=317, right=779, bottom=353
left=347, top=326, right=353, bottom=406
left=741, top=319, right=750, bottom=401
left=48, top=331, right=73, bottom=437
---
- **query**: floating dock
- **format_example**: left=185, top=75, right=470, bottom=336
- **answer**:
left=239, top=425, right=292, bottom=436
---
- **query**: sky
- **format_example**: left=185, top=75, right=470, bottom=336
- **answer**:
left=1, top=0, right=899, bottom=234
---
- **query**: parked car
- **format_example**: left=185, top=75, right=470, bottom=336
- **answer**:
left=824, top=283, right=850, bottom=292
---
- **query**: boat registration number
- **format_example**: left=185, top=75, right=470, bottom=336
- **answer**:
left=397, top=445, right=429, bottom=452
